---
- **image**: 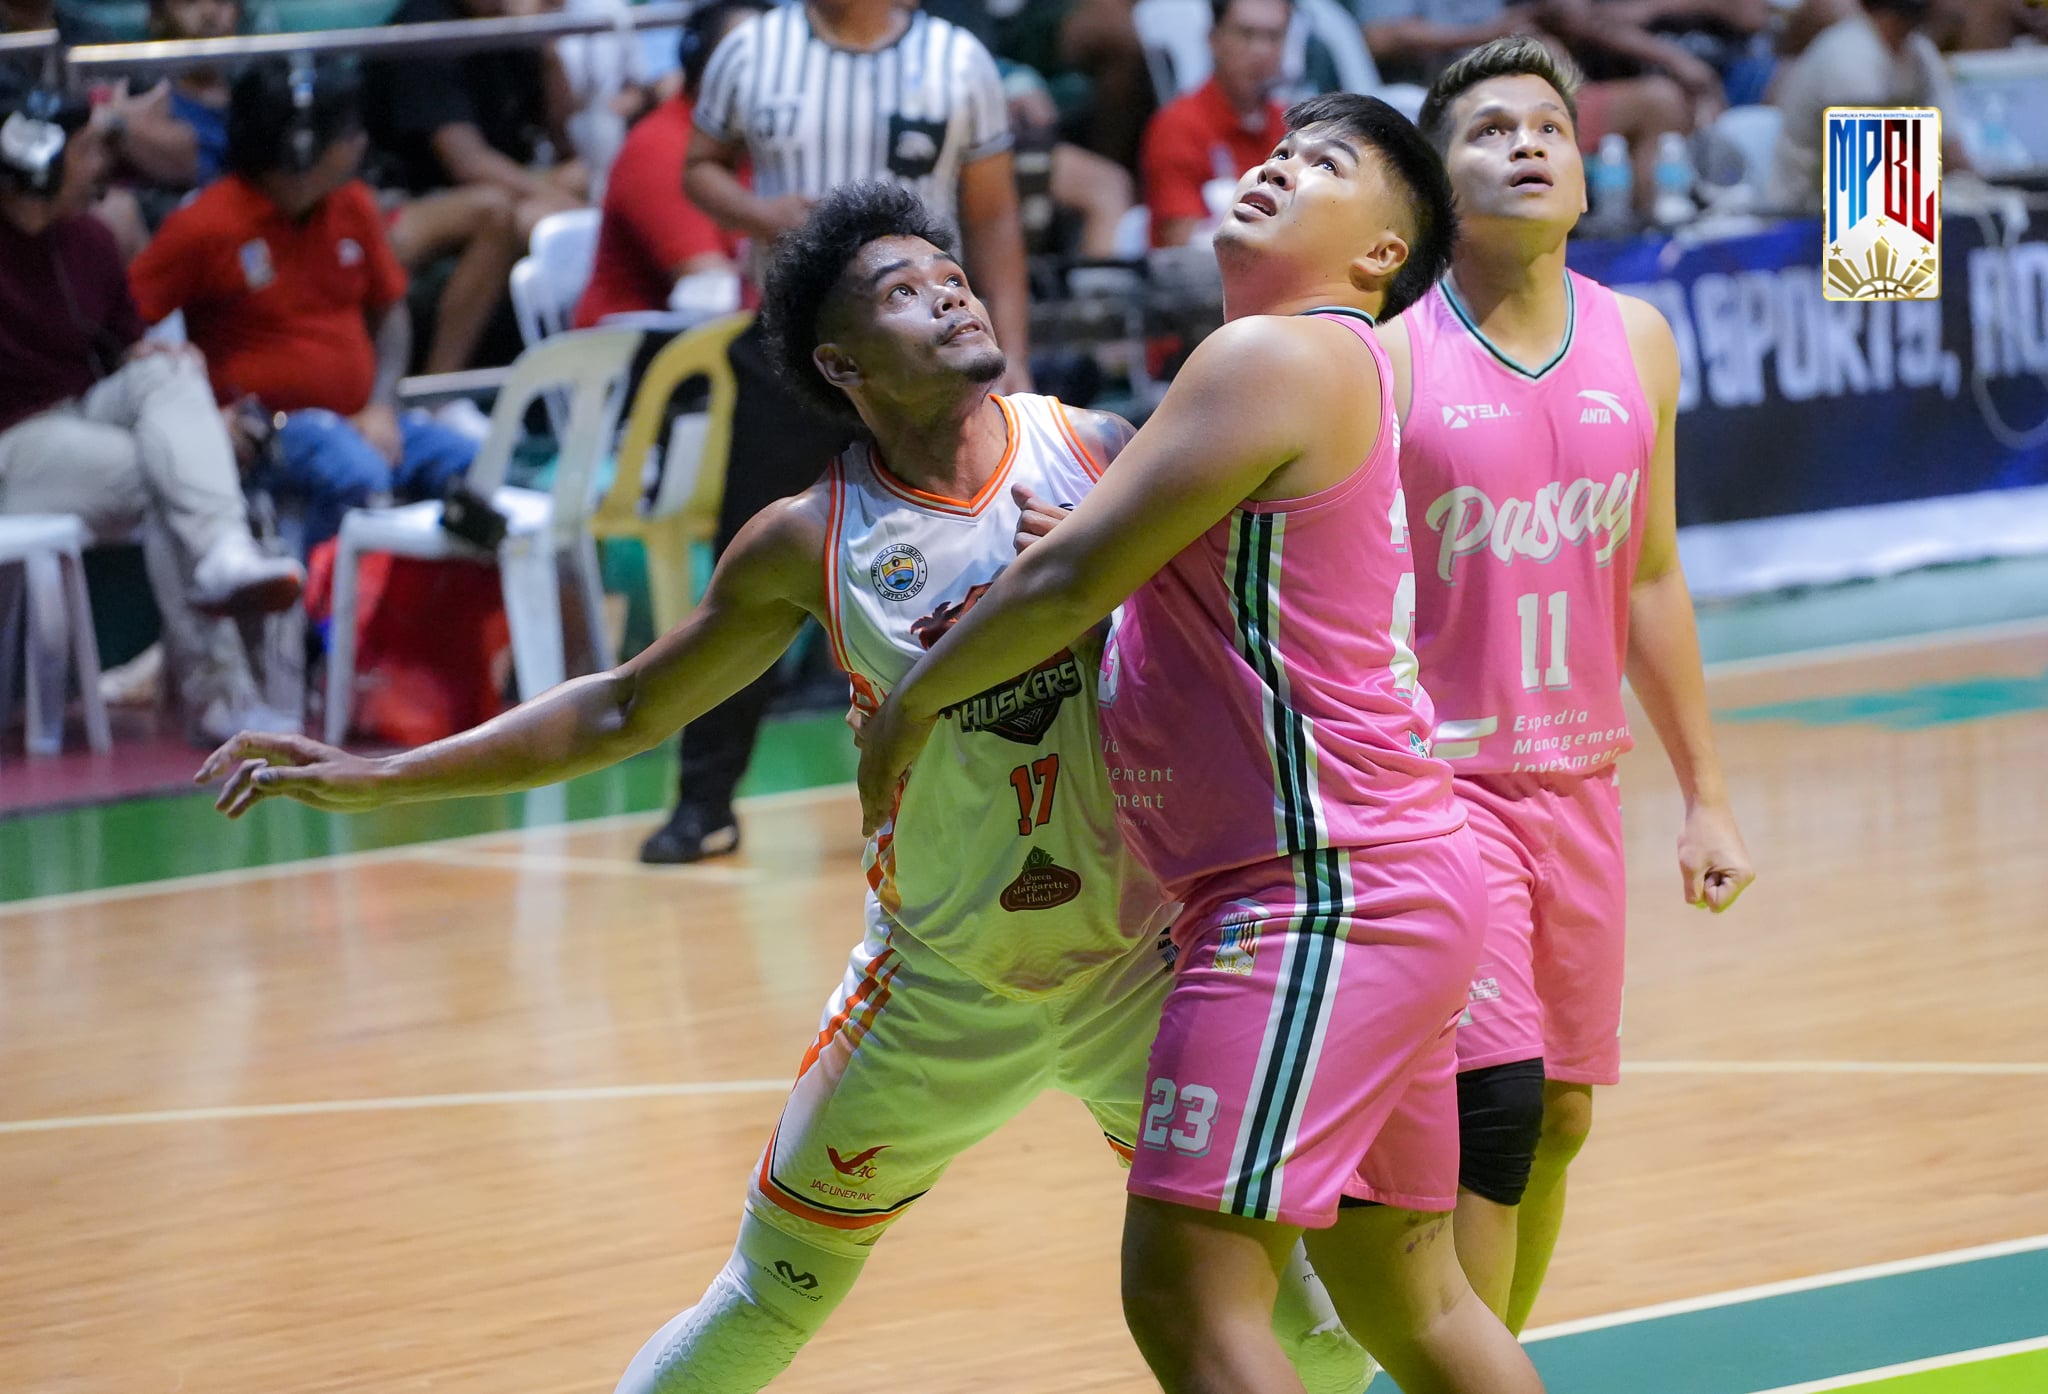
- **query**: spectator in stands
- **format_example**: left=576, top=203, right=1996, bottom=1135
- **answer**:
left=635, top=0, right=1028, bottom=864
left=1140, top=0, right=1291, bottom=248
left=124, top=0, right=240, bottom=200
left=130, top=62, right=477, bottom=552
left=1765, top=0, right=1972, bottom=211
left=364, top=0, right=589, bottom=241
left=0, top=87, right=304, bottom=734
left=1595, top=0, right=1775, bottom=106
left=1925, top=0, right=2048, bottom=50
left=571, top=0, right=762, bottom=328
left=991, top=0, right=1154, bottom=170
left=0, top=0, right=113, bottom=73
left=1358, top=0, right=1711, bottom=209
left=1, top=0, right=175, bottom=258
left=1002, top=59, right=1136, bottom=258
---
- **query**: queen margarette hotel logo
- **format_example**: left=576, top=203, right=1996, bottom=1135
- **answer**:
left=1822, top=107, right=1941, bottom=302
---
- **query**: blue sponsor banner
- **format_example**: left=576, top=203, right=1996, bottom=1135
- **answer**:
left=1565, top=216, right=2048, bottom=525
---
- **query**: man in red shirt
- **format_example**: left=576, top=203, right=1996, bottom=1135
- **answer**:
left=1139, top=0, right=1291, bottom=247
left=131, top=62, right=475, bottom=550
left=572, top=0, right=760, bottom=328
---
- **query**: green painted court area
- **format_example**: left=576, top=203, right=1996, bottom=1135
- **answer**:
left=1838, top=1346, right=2048, bottom=1393
left=0, top=710, right=856, bottom=904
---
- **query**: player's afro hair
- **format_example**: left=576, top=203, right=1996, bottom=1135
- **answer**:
left=760, top=181, right=958, bottom=426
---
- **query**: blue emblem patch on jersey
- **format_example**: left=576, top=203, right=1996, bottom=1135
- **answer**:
left=870, top=543, right=929, bottom=602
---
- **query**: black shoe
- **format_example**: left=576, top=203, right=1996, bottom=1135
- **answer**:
left=639, top=803, right=740, bottom=865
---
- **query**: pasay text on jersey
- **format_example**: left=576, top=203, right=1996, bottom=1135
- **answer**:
left=913, top=582, right=1087, bottom=745
left=1420, top=470, right=1642, bottom=583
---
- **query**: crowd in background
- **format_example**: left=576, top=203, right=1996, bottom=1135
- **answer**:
left=0, top=0, right=2040, bottom=790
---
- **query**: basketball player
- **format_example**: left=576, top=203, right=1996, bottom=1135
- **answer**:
left=197, top=182, right=1370, bottom=1394
left=858, top=95, right=1544, bottom=1393
left=1388, top=38, right=1756, bottom=1330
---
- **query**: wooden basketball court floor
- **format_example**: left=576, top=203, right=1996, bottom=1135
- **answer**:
left=4, top=617, right=2048, bottom=1394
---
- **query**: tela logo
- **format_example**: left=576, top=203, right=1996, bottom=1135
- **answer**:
left=1576, top=389, right=1630, bottom=424
left=1442, top=403, right=1512, bottom=429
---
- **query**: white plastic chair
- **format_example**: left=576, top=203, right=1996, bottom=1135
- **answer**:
left=1289, top=0, right=1382, bottom=95
left=1707, top=105, right=1785, bottom=192
left=322, top=327, right=644, bottom=745
left=0, top=515, right=112, bottom=759
left=509, top=208, right=603, bottom=350
left=1133, top=0, right=1213, bottom=102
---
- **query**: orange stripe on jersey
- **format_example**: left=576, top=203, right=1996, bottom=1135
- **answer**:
left=866, top=395, right=1020, bottom=516
left=797, top=946, right=896, bottom=1078
left=758, top=1159, right=921, bottom=1231
left=760, top=955, right=910, bottom=1232
left=1051, top=400, right=1105, bottom=481
left=821, top=463, right=852, bottom=672
left=1103, top=1134, right=1136, bottom=1163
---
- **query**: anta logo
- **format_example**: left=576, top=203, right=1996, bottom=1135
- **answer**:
left=1423, top=471, right=1642, bottom=581
left=1576, top=389, right=1630, bottom=424
left=1441, top=402, right=1512, bottom=428
left=917, top=584, right=1085, bottom=744
left=826, top=1144, right=887, bottom=1179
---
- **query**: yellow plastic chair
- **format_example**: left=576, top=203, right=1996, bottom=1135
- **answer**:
left=597, top=311, right=754, bottom=637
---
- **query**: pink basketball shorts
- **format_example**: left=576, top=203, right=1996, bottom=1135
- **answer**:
left=1126, top=827, right=1487, bottom=1228
left=1452, top=768, right=1627, bottom=1087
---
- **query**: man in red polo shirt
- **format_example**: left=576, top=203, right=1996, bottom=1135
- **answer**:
left=131, top=61, right=475, bottom=550
left=1139, top=0, right=1293, bottom=248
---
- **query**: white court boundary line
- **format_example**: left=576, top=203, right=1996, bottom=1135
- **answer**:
left=0, top=782, right=853, bottom=919
left=8, top=1058, right=2041, bottom=1136
left=1522, top=1232, right=2048, bottom=1342
left=1624, top=1060, right=2048, bottom=1078
left=0, top=1079, right=793, bottom=1134
left=1743, top=1335, right=2048, bottom=1393
left=408, top=846, right=760, bottom=883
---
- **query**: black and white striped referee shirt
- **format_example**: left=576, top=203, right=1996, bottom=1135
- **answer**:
left=693, top=3, right=1012, bottom=228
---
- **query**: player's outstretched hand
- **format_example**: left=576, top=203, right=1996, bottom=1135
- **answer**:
left=856, top=697, right=936, bottom=836
left=1012, top=484, right=1072, bottom=554
left=195, top=732, right=389, bottom=820
left=1678, top=800, right=1755, bottom=912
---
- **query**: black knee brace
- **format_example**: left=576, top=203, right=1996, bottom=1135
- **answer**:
left=1457, top=1059, right=1547, bottom=1206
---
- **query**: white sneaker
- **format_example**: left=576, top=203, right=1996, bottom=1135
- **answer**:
left=434, top=398, right=493, bottom=444
left=99, top=641, right=165, bottom=708
left=191, top=533, right=304, bottom=615
left=190, top=696, right=303, bottom=749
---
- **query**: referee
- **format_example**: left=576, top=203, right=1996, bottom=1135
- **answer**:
left=639, top=0, right=1033, bottom=863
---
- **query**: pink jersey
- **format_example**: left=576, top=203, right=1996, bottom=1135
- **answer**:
left=1099, top=310, right=1462, bottom=904
left=1399, top=273, right=1653, bottom=776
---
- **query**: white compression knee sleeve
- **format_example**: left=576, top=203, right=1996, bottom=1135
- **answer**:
left=1273, top=1242, right=1380, bottom=1394
left=613, top=1211, right=871, bottom=1394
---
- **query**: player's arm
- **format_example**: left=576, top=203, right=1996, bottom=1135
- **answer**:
left=858, top=318, right=1348, bottom=830
left=1618, top=296, right=1755, bottom=911
left=198, top=491, right=831, bottom=818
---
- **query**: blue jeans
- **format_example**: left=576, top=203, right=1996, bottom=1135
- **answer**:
left=270, top=408, right=477, bottom=550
